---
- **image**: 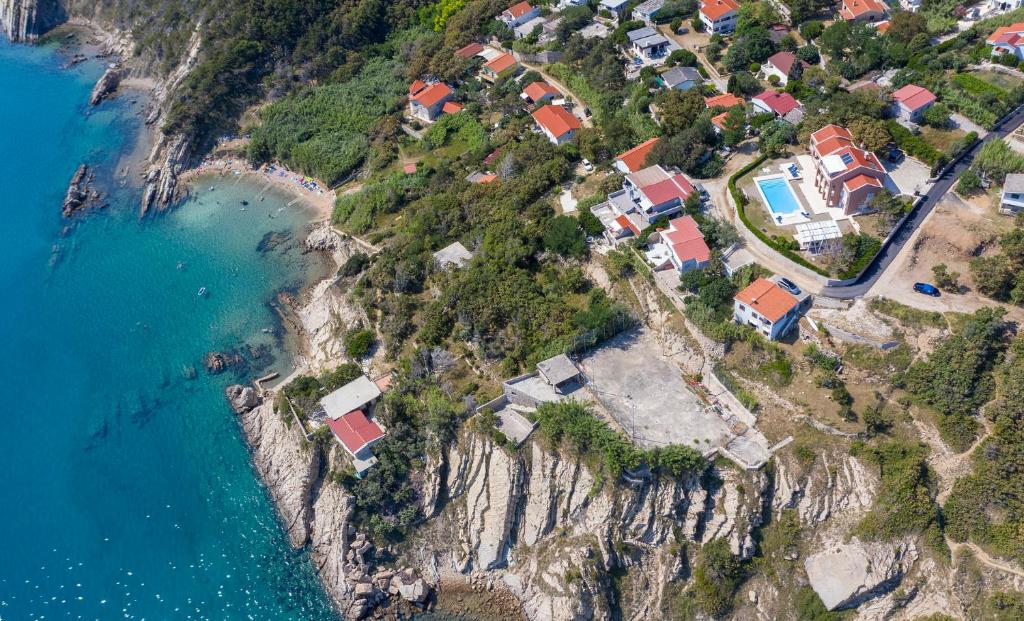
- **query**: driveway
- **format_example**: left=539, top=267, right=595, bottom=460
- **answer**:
left=883, top=155, right=932, bottom=197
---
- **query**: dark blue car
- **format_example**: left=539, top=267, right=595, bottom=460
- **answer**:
left=913, top=282, right=940, bottom=296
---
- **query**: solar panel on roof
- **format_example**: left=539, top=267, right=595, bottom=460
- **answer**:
left=840, top=153, right=854, bottom=165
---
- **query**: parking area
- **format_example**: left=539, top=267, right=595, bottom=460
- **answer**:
left=576, top=327, right=771, bottom=467
left=883, top=154, right=932, bottom=197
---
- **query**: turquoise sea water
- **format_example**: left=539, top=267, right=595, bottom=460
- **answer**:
left=0, top=40, right=339, bottom=619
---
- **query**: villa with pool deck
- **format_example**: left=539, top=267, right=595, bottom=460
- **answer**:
left=744, top=123, right=901, bottom=258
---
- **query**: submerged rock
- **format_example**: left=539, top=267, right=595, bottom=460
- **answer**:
left=203, top=351, right=243, bottom=374
left=225, top=384, right=259, bottom=414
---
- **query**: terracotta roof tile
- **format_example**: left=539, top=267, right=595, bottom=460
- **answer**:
left=615, top=137, right=660, bottom=172
left=411, top=82, right=453, bottom=108
left=735, top=278, right=799, bottom=323
left=531, top=104, right=580, bottom=139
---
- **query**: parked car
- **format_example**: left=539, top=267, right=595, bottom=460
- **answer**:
left=694, top=183, right=710, bottom=201
left=777, top=277, right=801, bottom=296
left=887, top=148, right=904, bottom=163
left=582, top=158, right=594, bottom=172
left=913, top=282, right=940, bottom=296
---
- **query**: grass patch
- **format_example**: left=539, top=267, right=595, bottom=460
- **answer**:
left=867, top=297, right=947, bottom=329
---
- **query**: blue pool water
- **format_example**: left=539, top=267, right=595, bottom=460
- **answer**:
left=756, top=176, right=802, bottom=216
left=0, top=38, right=338, bottom=619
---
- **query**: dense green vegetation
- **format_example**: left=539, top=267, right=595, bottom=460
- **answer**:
left=247, top=59, right=407, bottom=184
left=945, top=337, right=1024, bottom=563
left=900, top=308, right=1008, bottom=452
left=688, top=538, right=744, bottom=618
left=851, top=440, right=940, bottom=542
left=533, top=401, right=705, bottom=480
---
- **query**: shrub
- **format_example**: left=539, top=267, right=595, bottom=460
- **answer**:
left=344, top=327, right=376, bottom=359
left=339, top=251, right=370, bottom=277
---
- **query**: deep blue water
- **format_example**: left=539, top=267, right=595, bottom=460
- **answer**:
left=0, top=40, right=339, bottom=619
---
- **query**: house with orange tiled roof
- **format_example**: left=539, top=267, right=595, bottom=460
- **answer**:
left=480, top=52, right=520, bottom=83
left=532, top=104, right=581, bottom=145
left=809, top=124, right=888, bottom=215
left=890, top=84, right=936, bottom=123
left=409, top=81, right=455, bottom=122
left=987, top=23, right=1024, bottom=59
left=521, top=81, right=561, bottom=105
left=733, top=278, right=803, bottom=340
left=699, top=0, right=740, bottom=33
left=705, top=93, right=745, bottom=110
left=839, top=0, right=887, bottom=23
left=645, top=215, right=711, bottom=273
left=614, top=137, right=660, bottom=173
left=498, top=1, right=540, bottom=28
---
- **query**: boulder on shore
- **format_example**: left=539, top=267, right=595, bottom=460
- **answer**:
left=90, top=65, right=122, bottom=105
left=225, top=385, right=260, bottom=414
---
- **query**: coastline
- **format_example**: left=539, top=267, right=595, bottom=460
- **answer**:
left=182, top=156, right=337, bottom=220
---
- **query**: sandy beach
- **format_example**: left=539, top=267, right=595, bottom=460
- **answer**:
left=182, top=156, right=337, bottom=218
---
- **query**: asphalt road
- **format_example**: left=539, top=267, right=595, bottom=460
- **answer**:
left=819, top=104, right=1024, bottom=299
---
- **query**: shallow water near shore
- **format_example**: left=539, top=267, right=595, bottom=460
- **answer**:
left=0, top=39, right=337, bottom=619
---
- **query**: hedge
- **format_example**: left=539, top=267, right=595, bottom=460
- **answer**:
left=729, top=154, right=832, bottom=277
left=886, top=121, right=944, bottom=167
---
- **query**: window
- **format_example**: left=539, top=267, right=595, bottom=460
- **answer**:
left=738, top=304, right=746, bottom=312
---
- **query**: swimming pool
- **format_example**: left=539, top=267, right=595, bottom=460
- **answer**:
left=756, top=176, right=802, bottom=216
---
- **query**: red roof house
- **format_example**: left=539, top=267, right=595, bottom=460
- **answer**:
left=657, top=215, right=710, bottom=273
left=988, top=23, right=1024, bottom=58
left=752, top=90, right=802, bottom=119
left=409, top=82, right=455, bottom=122
left=325, top=409, right=386, bottom=457
left=521, top=81, right=561, bottom=104
left=839, top=0, right=887, bottom=22
left=705, top=93, right=745, bottom=109
left=763, top=51, right=806, bottom=86
left=891, top=84, right=936, bottom=123
left=455, top=42, right=485, bottom=59
left=733, top=278, right=802, bottom=340
left=442, top=101, right=464, bottom=114
left=614, top=137, right=661, bottom=173
left=809, top=124, right=887, bottom=214
left=531, top=104, right=581, bottom=145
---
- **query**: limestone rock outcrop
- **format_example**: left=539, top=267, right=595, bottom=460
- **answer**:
left=804, top=537, right=919, bottom=611
left=0, top=0, right=64, bottom=42
left=89, top=64, right=121, bottom=105
left=224, top=384, right=259, bottom=414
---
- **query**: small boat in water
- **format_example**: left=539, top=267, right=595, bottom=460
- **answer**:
left=198, top=287, right=208, bottom=297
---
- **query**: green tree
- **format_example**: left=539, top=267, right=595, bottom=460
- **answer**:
left=758, top=120, right=796, bottom=156
left=344, top=327, right=376, bottom=359
left=923, top=103, right=952, bottom=129
left=544, top=215, right=587, bottom=257
left=932, top=263, right=960, bottom=292
left=727, top=71, right=763, bottom=97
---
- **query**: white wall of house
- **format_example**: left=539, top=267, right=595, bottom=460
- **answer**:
left=732, top=300, right=798, bottom=340
left=893, top=100, right=932, bottom=123
left=763, top=63, right=789, bottom=85
left=700, top=11, right=738, bottom=34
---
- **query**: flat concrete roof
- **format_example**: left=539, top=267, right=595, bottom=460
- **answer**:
left=320, top=375, right=381, bottom=420
left=537, top=353, right=579, bottom=386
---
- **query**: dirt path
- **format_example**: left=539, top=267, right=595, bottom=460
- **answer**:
left=948, top=539, right=1024, bottom=579
left=520, top=61, right=594, bottom=128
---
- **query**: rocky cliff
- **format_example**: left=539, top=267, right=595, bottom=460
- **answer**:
left=235, top=374, right=908, bottom=620
left=0, top=0, right=64, bottom=42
